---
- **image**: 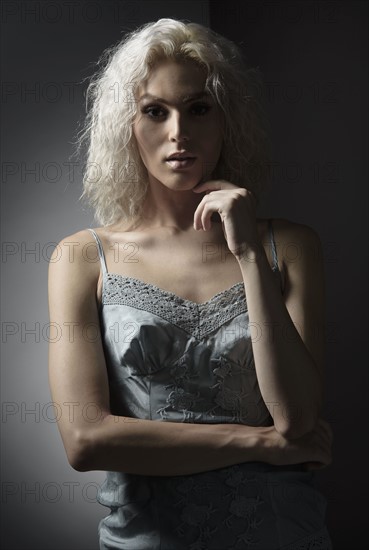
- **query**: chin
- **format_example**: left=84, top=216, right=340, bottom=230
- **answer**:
left=160, top=175, right=203, bottom=191
left=178, top=180, right=203, bottom=191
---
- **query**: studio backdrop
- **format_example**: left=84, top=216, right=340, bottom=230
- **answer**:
left=1, top=1, right=367, bottom=549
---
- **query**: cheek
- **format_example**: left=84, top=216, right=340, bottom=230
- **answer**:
left=135, top=125, right=161, bottom=155
left=133, top=133, right=151, bottom=161
left=204, top=132, right=223, bottom=159
left=200, top=117, right=223, bottom=153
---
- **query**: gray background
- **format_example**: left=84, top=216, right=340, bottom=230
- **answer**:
left=1, top=1, right=367, bottom=548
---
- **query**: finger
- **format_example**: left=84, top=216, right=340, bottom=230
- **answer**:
left=194, top=195, right=222, bottom=230
left=200, top=200, right=222, bottom=231
left=193, top=196, right=209, bottom=230
left=193, top=203, right=203, bottom=230
left=193, top=198, right=215, bottom=231
left=192, top=180, right=239, bottom=193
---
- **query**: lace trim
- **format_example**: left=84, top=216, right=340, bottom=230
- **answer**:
left=102, top=274, right=248, bottom=339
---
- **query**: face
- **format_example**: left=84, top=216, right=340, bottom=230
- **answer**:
left=132, top=59, right=224, bottom=192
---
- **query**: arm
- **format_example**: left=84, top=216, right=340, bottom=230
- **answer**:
left=192, top=183, right=327, bottom=440
left=236, top=219, right=326, bottom=439
left=48, top=229, right=331, bottom=475
left=48, top=230, right=266, bottom=475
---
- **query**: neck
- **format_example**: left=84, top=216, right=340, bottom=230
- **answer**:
left=139, top=178, right=214, bottom=231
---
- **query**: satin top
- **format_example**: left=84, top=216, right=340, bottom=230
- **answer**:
left=87, top=221, right=331, bottom=550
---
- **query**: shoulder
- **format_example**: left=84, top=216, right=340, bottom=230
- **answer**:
left=268, top=218, right=323, bottom=270
left=48, top=228, right=101, bottom=291
left=269, top=217, right=320, bottom=241
left=265, top=219, right=324, bottom=294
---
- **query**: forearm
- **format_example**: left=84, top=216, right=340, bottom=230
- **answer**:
left=77, top=415, right=264, bottom=475
left=237, top=250, right=322, bottom=437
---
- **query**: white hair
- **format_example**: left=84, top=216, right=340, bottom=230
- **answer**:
left=73, top=18, right=271, bottom=226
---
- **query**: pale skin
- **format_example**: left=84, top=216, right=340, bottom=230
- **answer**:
left=48, top=59, right=333, bottom=475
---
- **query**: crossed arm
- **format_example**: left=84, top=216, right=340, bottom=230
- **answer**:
left=47, top=222, right=332, bottom=476
left=236, top=218, right=326, bottom=439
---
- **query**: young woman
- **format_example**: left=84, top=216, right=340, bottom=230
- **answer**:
left=48, top=18, right=333, bottom=550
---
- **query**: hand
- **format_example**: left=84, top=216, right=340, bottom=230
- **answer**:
left=258, top=418, right=333, bottom=470
left=192, top=180, right=262, bottom=261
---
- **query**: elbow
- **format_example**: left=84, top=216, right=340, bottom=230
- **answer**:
left=69, top=452, right=90, bottom=473
left=67, top=414, right=110, bottom=471
left=274, top=397, right=321, bottom=440
left=66, top=429, right=94, bottom=472
left=275, top=414, right=318, bottom=441
left=276, top=422, right=312, bottom=440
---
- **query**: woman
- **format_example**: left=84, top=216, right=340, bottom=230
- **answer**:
left=48, top=18, right=333, bottom=549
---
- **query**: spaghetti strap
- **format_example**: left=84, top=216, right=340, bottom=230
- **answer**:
left=268, top=218, right=279, bottom=271
left=87, top=228, right=108, bottom=277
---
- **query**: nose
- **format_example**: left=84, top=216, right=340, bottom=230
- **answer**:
left=168, top=111, right=189, bottom=142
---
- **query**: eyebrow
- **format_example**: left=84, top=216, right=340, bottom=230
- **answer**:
left=138, top=91, right=211, bottom=104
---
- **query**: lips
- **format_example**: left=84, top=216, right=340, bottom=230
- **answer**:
left=166, top=151, right=196, bottom=161
left=166, top=158, right=196, bottom=170
left=165, top=151, right=196, bottom=170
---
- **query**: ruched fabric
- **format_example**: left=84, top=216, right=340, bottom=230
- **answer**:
left=88, top=225, right=332, bottom=550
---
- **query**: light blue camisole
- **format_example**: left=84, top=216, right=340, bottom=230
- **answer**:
left=87, top=220, right=332, bottom=550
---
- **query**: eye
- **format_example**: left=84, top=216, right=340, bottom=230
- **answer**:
left=190, top=103, right=212, bottom=116
left=141, top=105, right=167, bottom=119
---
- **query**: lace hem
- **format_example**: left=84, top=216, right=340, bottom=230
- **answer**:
left=102, top=274, right=248, bottom=339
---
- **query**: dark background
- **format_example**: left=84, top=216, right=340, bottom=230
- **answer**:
left=210, top=1, right=368, bottom=545
left=1, top=1, right=367, bottom=548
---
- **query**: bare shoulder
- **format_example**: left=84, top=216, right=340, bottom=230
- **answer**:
left=48, top=228, right=101, bottom=290
left=269, top=217, right=323, bottom=270
left=269, top=217, right=321, bottom=240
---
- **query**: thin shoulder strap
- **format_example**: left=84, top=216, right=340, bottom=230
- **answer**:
left=268, top=218, right=279, bottom=271
left=87, top=228, right=108, bottom=277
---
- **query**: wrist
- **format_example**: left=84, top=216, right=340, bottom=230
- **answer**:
left=252, top=426, right=278, bottom=463
left=234, top=242, right=266, bottom=266
left=229, top=423, right=270, bottom=463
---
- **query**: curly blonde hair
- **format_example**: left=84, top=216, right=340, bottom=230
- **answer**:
left=73, top=18, right=271, bottom=227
